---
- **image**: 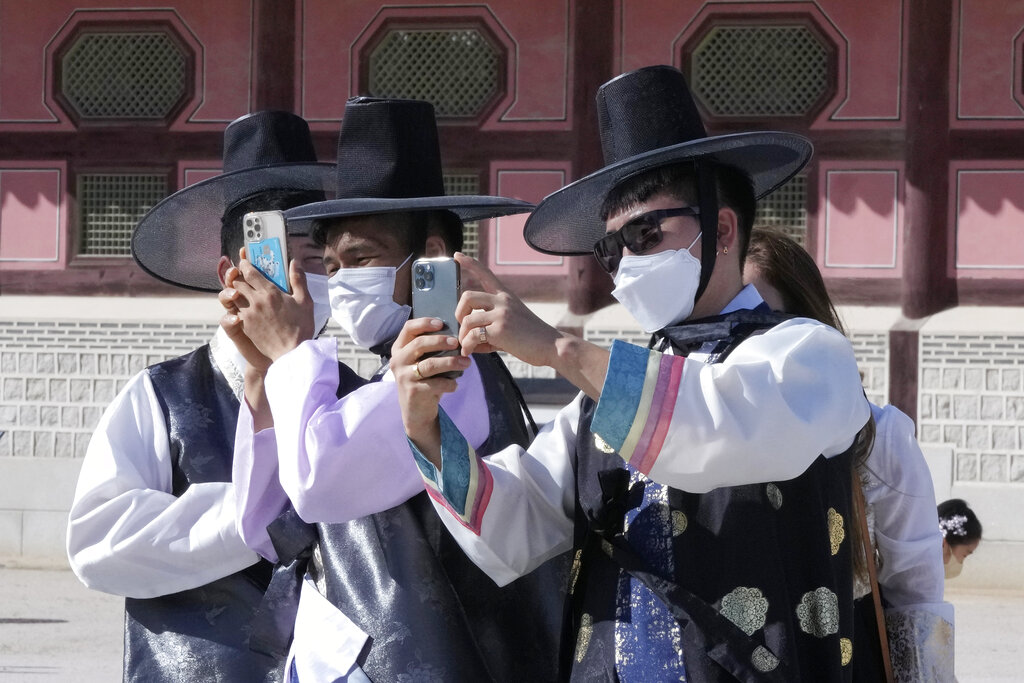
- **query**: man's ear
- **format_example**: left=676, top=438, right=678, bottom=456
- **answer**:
left=216, top=255, right=233, bottom=288
left=716, top=207, right=739, bottom=254
left=425, top=233, right=447, bottom=258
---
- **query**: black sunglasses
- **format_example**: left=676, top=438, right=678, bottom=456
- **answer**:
left=593, top=206, right=701, bottom=273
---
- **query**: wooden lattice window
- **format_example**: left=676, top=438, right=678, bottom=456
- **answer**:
left=78, top=173, right=167, bottom=256
left=368, top=28, right=500, bottom=119
left=59, top=28, right=188, bottom=121
left=691, top=25, right=831, bottom=118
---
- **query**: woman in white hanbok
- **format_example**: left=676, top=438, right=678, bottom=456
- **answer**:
left=745, top=228, right=955, bottom=683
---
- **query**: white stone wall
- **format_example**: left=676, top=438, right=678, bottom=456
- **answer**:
left=913, top=309, right=1024, bottom=590
left=918, top=328, right=1024, bottom=486
left=0, top=321, right=213, bottom=460
left=1, top=297, right=1021, bottom=589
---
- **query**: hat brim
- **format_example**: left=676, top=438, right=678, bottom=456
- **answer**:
left=132, top=162, right=335, bottom=292
left=284, top=195, right=535, bottom=224
left=523, top=131, right=812, bottom=255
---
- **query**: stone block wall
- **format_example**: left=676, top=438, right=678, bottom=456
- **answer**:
left=849, top=330, right=889, bottom=408
left=1, top=298, right=1022, bottom=577
left=0, top=321, right=215, bottom=460
left=918, top=332, right=1024, bottom=484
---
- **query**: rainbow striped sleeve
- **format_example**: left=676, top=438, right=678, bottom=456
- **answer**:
left=408, top=407, right=493, bottom=535
left=591, top=340, right=686, bottom=475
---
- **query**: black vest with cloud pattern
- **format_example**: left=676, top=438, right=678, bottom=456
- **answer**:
left=565, top=311, right=861, bottom=682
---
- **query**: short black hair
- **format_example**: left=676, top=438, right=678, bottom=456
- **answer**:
left=426, top=210, right=463, bottom=254
left=220, top=189, right=324, bottom=260
left=600, top=161, right=756, bottom=264
left=310, top=211, right=440, bottom=256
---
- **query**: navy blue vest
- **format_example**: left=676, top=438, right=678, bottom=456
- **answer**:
left=123, top=345, right=280, bottom=683
left=260, top=353, right=568, bottom=682
left=565, top=312, right=859, bottom=682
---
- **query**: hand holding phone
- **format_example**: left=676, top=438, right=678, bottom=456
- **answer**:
left=243, top=210, right=291, bottom=293
left=411, top=257, right=463, bottom=379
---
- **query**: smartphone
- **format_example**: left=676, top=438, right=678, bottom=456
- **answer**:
left=411, top=257, right=462, bottom=378
left=243, top=210, right=291, bottom=293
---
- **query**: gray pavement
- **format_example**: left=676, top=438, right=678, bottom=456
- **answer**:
left=0, top=565, right=1021, bottom=681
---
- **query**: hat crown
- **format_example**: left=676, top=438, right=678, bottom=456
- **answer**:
left=597, top=65, right=708, bottom=166
left=222, top=110, right=318, bottom=173
left=334, top=97, right=446, bottom=200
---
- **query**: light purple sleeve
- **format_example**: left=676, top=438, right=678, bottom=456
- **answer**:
left=232, top=400, right=288, bottom=562
left=265, top=338, right=490, bottom=525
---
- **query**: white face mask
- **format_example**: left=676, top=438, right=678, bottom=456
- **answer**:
left=304, top=273, right=332, bottom=337
left=327, top=253, right=413, bottom=349
left=610, top=232, right=702, bottom=333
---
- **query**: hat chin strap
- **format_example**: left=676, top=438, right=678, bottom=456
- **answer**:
left=693, top=160, right=718, bottom=306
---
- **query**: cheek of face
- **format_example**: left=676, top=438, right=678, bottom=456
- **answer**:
left=392, top=259, right=412, bottom=307
left=954, top=539, right=980, bottom=563
left=287, top=236, right=327, bottom=275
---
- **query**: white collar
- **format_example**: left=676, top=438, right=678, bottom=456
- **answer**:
left=719, top=283, right=766, bottom=314
left=210, top=325, right=247, bottom=400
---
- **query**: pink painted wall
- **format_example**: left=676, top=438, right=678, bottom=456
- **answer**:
left=489, top=163, right=571, bottom=276
left=818, top=162, right=903, bottom=278
left=617, top=0, right=903, bottom=128
left=0, top=163, right=67, bottom=270
left=951, top=164, right=1024, bottom=278
left=0, top=0, right=256, bottom=132
left=0, top=0, right=1020, bottom=295
left=179, top=162, right=222, bottom=188
left=299, top=0, right=571, bottom=131
left=954, top=0, right=1024, bottom=126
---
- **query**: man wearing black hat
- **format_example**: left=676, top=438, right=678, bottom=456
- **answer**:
left=66, top=111, right=333, bottom=682
left=221, top=97, right=566, bottom=682
left=395, top=66, right=875, bottom=681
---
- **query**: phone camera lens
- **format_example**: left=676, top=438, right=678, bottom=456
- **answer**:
left=245, top=218, right=253, bottom=227
left=424, top=271, right=434, bottom=282
left=415, top=277, right=426, bottom=289
left=414, top=264, right=424, bottom=275
left=247, top=230, right=254, bottom=238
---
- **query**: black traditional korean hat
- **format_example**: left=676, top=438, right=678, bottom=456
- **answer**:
left=132, top=110, right=334, bottom=292
left=284, top=97, right=533, bottom=224
left=523, top=65, right=812, bottom=298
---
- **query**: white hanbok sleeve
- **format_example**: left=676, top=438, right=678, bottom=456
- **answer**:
left=232, top=400, right=287, bottom=562
left=590, top=318, right=870, bottom=492
left=67, top=371, right=258, bottom=598
left=409, top=397, right=580, bottom=586
left=864, top=403, right=953, bottom=624
left=263, top=338, right=492, bottom=525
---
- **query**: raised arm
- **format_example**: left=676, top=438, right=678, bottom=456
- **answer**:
left=230, top=391, right=288, bottom=562
left=67, top=372, right=257, bottom=598
left=256, top=331, right=489, bottom=526
left=394, top=316, right=576, bottom=584
left=220, top=278, right=291, bottom=559
left=454, top=253, right=610, bottom=400
left=589, top=318, right=871, bottom=492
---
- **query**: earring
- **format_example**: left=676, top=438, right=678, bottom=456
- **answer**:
left=723, top=246, right=729, bottom=255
